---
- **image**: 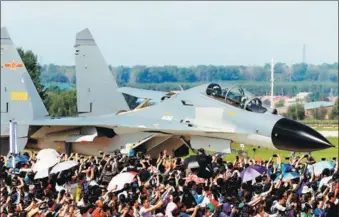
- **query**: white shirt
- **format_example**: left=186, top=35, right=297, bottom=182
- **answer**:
left=319, top=176, right=332, bottom=188
left=77, top=198, right=87, bottom=207
left=165, top=202, right=177, bottom=217
left=275, top=203, right=286, bottom=212
left=200, top=196, right=211, bottom=208
left=55, top=183, right=65, bottom=192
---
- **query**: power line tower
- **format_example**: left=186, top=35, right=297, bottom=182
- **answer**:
left=270, top=58, right=275, bottom=109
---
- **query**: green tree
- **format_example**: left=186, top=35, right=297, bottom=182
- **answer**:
left=17, top=48, right=46, bottom=102
left=274, top=62, right=288, bottom=74
left=312, top=107, right=328, bottom=120
left=45, top=90, right=77, bottom=117
left=330, top=98, right=338, bottom=120
left=292, top=63, right=308, bottom=81
left=275, top=100, right=285, bottom=108
left=286, top=104, right=305, bottom=120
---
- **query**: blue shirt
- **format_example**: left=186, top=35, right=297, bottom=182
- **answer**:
left=314, top=208, right=325, bottom=217
left=194, top=194, right=204, bottom=204
left=180, top=212, right=191, bottom=217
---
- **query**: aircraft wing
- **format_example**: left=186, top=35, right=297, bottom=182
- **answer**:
left=23, top=114, right=236, bottom=136
left=117, top=87, right=167, bottom=100
left=23, top=114, right=237, bottom=154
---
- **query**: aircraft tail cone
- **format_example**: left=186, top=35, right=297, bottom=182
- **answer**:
left=271, top=118, right=334, bottom=152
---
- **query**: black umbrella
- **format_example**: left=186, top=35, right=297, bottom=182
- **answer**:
left=183, top=155, right=213, bottom=179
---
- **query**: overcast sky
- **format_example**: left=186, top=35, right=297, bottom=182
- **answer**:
left=1, top=1, right=338, bottom=66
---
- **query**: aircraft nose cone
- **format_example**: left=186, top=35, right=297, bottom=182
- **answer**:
left=271, top=118, right=334, bottom=152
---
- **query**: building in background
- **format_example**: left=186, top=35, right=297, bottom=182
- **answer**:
left=304, top=101, right=335, bottom=119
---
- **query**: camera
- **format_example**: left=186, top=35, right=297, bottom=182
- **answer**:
left=11, top=177, right=18, bottom=186
left=136, top=152, right=145, bottom=159
left=332, top=172, right=339, bottom=183
left=272, top=154, right=277, bottom=157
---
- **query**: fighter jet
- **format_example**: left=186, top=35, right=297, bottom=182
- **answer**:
left=1, top=27, right=334, bottom=157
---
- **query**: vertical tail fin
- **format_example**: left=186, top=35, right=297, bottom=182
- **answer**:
left=1, top=27, right=49, bottom=125
left=74, top=28, right=129, bottom=116
left=1, top=27, right=49, bottom=153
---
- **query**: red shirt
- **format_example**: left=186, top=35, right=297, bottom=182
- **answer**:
left=90, top=208, right=102, bottom=217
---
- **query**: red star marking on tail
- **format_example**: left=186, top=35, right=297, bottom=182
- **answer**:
left=2, top=60, right=24, bottom=70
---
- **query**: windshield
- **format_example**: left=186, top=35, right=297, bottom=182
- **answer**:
left=205, top=83, right=267, bottom=113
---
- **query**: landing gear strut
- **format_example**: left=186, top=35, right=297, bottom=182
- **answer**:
left=180, top=136, right=197, bottom=155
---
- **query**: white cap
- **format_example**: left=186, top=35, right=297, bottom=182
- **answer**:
left=301, top=186, right=311, bottom=194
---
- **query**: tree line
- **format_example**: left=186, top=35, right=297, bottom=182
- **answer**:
left=41, top=62, right=338, bottom=85
left=19, top=48, right=338, bottom=120
left=40, top=62, right=338, bottom=97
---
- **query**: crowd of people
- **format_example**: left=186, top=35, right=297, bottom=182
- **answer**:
left=0, top=148, right=338, bottom=217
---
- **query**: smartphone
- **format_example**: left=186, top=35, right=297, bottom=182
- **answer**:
left=272, top=154, right=277, bottom=157
left=285, top=157, right=290, bottom=160
left=219, top=196, right=225, bottom=203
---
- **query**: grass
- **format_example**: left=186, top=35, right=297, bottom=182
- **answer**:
left=223, top=137, right=338, bottom=162
left=190, top=137, right=338, bottom=163
left=311, top=127, right=338, bottom=131
left=301, top=119, right=338, bottom=125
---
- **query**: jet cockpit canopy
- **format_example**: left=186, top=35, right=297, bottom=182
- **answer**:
left=205, top=83, right=268, bottom=113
